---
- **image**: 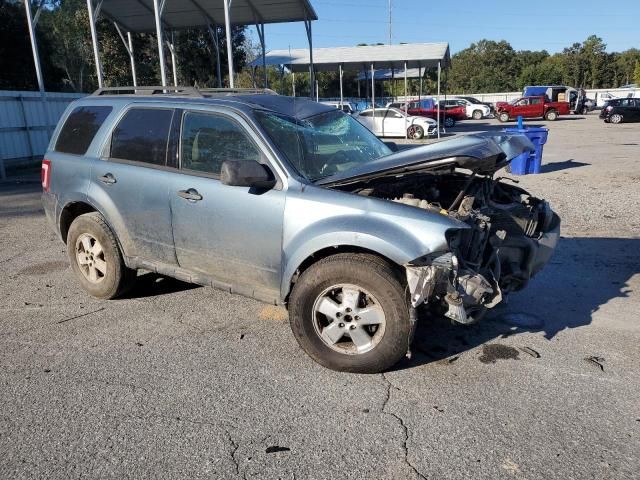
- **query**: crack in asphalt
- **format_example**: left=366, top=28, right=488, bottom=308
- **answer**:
left=381, top=373, right=427, bottom=480
left=225, top=429, right=242, bottom=477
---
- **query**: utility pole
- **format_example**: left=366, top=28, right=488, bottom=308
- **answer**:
left=388, top=0, right=392, bottom=45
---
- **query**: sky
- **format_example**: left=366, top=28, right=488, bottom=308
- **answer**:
left=253, top=0, right=640, bottom=54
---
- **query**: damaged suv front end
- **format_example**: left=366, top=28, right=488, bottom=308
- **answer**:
left=316, top=133, right=560, bottom=326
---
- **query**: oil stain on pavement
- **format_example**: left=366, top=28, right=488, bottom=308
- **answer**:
left=479, top=344, right=520, bottom=364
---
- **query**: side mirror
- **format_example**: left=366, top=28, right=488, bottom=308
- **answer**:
left=220, top=160, right=276, bottom=189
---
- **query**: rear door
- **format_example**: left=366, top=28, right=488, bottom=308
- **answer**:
left=168, top=109, right=285, bottom=293
left=88, top=106, right=178, bottom=265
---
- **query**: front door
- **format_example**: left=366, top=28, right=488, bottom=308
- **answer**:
left=169, top=110, right=285, bottom=293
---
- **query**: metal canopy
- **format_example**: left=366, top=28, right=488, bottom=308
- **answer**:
left=249, top=43, right=450, bottom=72
left=100, top=0, right=318, bottom=32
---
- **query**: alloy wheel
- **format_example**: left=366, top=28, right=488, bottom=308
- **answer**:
left=312, top=284, right=386, bottom=355
left=75, top=233, right=107, bottom=284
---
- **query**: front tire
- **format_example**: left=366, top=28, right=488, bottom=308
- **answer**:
left=498, top=112, right=510, bottom=122
left=288, top=254, right=411, bottom=373
left=444, top=116, right=455, bottom=128
left=407, top=124, right=424, bottom=139
left=472, top=109, right=483, bottom=120
left=66, top=212, right=136, bottom=299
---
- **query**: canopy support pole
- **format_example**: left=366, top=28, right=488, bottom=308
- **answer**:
left=166, top=31, right=178, bottom=87
left=114, top=22, right=137, bottom=87
left=207, top=24, right=223, bottom=88
left=24, top=0, right=45, bottom=93
left=437, top=60, right=441, bottom=138
left=371, top=63, right=375, bottom=116
left=292, top=72, right=296, bottom=97
left=304, top=19, right=314, bottom=99
left=418, top=65, right=422, bottom=101
left=255, top=22, right=267, bottom=88
left=404, top=61, right=408, bottom=139
left=339, top=64, right=344, bottom=108
left=223, top=0, right=234, bottom=88
left=280, top=65, right=284, bottom=94
left=153, top=0, right=168, bottom=87
left=87, top=0, right=104, bottom=88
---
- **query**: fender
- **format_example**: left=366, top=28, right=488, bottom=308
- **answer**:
left=280, top=185, right=466, bottom=300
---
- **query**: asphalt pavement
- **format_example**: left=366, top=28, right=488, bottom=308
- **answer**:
left=1, top=114, right=638, bottom=479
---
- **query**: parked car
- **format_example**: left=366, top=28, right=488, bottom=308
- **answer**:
left=397, top=99, right=461, bottom=127
left=495, top=96, right=570, bottom=122
left=42, top=87, right=560, bottom=374
left=599, top=98, right=640, bottom=123
left=454, top=96, right=494, bottom=113
left=321, top=101, right=358, bottom=115
left=446, top=98, right=491, bottom=119
left=356, top=107, right=437, bottom=139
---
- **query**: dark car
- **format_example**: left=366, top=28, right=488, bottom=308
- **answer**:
left=599, top=98, right=640, bottom=124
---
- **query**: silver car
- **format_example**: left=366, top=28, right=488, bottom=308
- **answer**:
left=42, top=88, right=560, bottom=373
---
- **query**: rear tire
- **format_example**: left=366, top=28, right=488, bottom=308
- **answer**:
left=66, top=212, right=136, bottom=299
left=609, top=113, right=623, bottom=124
left=288, top=254, right=410, bottom=373
left=498, top=112, right=510, bottom=122
left=472, top=109, right=483, bottom=120
left=545, top=109, right=558, bottom=121
left=444, top=116, right=455, bottom=128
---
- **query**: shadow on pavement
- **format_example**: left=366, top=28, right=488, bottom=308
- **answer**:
left=540, top=159, right=591, bottom=173
left=122, top=272, right=200, bottom=299
left=393, top=236, right=640, bottom=370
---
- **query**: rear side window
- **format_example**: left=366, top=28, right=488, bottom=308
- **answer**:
left=110, top=108, right=174, bottom=166
left=55, top=106, right=112, bottom=155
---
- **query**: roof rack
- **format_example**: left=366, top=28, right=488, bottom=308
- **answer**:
left=92, top=86, right=203, bottom=97
left=198, top=88, right=277, bottom=96
left=92, top=86, right=277, bottom=97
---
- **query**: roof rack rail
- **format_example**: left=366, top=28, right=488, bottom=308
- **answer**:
left=92, top=86, right=204, bottom=97
left=92, top=86, right=278, bottom=97
left=198, top=88, right=278, bottom=96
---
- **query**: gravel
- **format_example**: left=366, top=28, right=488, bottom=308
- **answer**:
left=1, top=114, right=638, bottom=479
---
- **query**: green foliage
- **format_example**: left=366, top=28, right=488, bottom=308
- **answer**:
left=1, top=0, right=248, bottom=92
left=448, top=36, right=635, bottom=94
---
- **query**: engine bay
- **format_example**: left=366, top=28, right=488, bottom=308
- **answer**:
left=335, top=170, right=559, bottom=323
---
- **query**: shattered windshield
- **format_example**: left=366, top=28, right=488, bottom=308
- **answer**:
left=255, top=110, right=392, bottom=182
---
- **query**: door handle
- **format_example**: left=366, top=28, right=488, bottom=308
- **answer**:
left=177, top=189, right=203, bottom=202
left=97, top=173, right=116, bottom=185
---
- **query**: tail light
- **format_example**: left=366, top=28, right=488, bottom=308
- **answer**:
left=41, top=159, right=51, bottom=192
left=605, top=106, right=613, bottom=112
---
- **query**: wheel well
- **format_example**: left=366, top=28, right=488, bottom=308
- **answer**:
left=60, top=202, right=96, bottom=243
left=285, top=246, right=403, bottom=305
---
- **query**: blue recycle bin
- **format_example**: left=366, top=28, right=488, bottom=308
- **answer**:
left=503, top=126, right=549, bottom=175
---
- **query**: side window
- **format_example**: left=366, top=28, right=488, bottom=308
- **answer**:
left=55, top=106, right=112, bottom=155
left=180, top=112, right=260, bottom=175
left=359, top=110, right=372, bottom=117
left=531, top=98, right=542, bottom=105
left=110, top=108, right=174, bottom=166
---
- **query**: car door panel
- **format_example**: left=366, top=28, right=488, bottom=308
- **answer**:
left=169, top=111, right=285, bottom=292
left=88, top=107, right=177, bottom=264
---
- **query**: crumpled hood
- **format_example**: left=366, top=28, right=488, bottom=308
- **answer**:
left=317, top=133, right=535, bottom=186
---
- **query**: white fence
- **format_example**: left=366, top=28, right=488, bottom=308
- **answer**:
left=0, top=90, right=85, bottom=179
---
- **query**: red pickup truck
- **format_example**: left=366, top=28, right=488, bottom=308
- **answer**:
left=495, top=96, right=570, bottom=122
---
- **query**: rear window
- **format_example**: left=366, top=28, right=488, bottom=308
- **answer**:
left=55, top=106, right=112, bottom=155
left=110, top=108, right=174, bottom=166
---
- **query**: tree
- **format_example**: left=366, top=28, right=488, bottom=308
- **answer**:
left=448, top=40, right=519, bottom=93
left=635, top=63, right=640, bottom=86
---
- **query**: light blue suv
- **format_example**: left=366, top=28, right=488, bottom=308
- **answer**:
left=42, top=87, right=560, bottom=373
